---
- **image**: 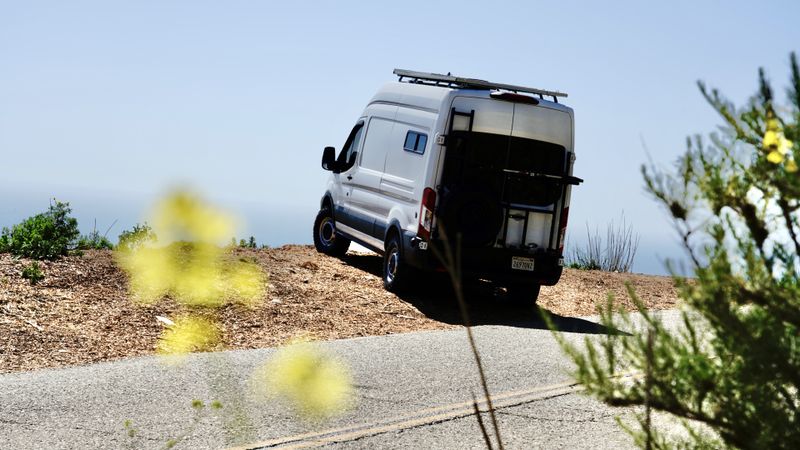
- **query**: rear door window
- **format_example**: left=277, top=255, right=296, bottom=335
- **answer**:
left=440, top=130, right=566, bottom=206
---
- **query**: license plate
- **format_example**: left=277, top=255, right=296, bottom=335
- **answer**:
left=511, top=256, right=535, bottom=271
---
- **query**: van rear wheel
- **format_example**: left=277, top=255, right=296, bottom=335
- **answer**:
left=313, top=207, right=350, bottom=257
left=506, top=282, right=541, bottom=305
left=383, top=234, right=412, bottom=292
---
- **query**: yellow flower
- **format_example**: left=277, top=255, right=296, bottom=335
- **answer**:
left=157, top=315, right=220, bottom=355
left=787, top=159, right=798, bottom=173
left=767, top=150, right=785, bottom=164
left=252, top=341, right=353, bottom=420
left=778, top=136, right=794, bottom=155
left=762, top=115, right=794, bottom=163
left=115, top=189, right=266, bottom=307
left=118, top=249, right=165, bottom=304
left=151, top=190, right=236, bottom=245
left=763, top=129, right=779, bottom=149
left=226, top=261, right=268, bottom=308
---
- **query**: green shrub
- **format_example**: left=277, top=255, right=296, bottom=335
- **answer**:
left=556, top=53, right=800, bottom=448
left=76, top=220, right=116, bottom=250
left=239, top=236, right=257, bottom=249
left=76, top=230, right=114, bottom=250
left=21, top=261, right=44, bottom=285
left=0, top=200, right=80, bottom=260
left=230, top=236, right=258, bottom=248
left=566, top=260, right=601, bottom=270
left=117, top=223, right=157, bottom=252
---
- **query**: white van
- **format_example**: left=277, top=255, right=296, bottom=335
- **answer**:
left=314, top=69, right=582, bottom=303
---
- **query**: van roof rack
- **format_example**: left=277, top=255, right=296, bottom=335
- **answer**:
left=393, top=68, right=568, bottom=103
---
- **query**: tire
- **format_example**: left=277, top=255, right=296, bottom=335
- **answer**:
left=313, top=207, right=350, bottom=257
left=506, top=282, right=541, bottom=305
left=383, top=233, right=412, bottom=292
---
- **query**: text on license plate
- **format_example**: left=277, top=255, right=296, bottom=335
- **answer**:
left=511, top=256, right=535, bottom=271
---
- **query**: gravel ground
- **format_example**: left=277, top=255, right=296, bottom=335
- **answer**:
left=0, top=246, right=681, bottom=373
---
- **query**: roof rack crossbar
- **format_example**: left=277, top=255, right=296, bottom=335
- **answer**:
left=393, top=68, right=568, bottom=100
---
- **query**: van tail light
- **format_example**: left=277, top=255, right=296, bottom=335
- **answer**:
left=558, top=206, right=569, bottom=254
left=417, top=188, right=437, bottom=241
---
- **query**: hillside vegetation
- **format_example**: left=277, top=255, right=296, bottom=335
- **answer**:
left=0, top=246, right=680, bottom=373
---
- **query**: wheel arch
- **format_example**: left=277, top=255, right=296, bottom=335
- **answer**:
left=384, top=219, right=404, bottom=249
left=320, top=192, right=334, bottom=210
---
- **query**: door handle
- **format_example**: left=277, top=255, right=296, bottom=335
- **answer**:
left=347, top=175, right=353, bottom=180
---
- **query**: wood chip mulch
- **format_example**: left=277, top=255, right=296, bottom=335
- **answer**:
left=0, top=246, right=682, bottom=373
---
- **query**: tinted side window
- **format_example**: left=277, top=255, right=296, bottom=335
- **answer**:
left=336, top=122, right=364, bottom=171
left=403, top=131, right=427, bottom=154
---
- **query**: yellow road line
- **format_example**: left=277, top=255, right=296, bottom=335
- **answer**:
left=227, top=379, right=589, bottom=450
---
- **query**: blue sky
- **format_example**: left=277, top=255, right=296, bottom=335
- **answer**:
left=1, top=1, right=798, bottom=275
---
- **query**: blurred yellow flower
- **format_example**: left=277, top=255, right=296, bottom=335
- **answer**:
left=151, top=190, right=236, bottom=245
left=762, top=116, right=794, bottom=165
left=226, top=260, right=267, bottom=307
left=157, top=315, right=220, bottom=355
left=252, top=341, right=353, bottom=420
left=779, top=136, right=794, bottom=154
left=767, top=150, right=785, bottom=164
left=116, top=189, right=267, bottom=358
left=787, top=159, right=798, bottom=173
left=116, top=189, right=267, bottom=307
left=763, top=129, right=779, bottom=149
left=121, top=246, right=175, bottom=303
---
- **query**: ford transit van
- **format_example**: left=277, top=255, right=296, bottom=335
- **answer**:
left=314, top=69, right=582, bottom=303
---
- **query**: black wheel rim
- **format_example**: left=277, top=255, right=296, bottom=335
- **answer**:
left=386, top=246, right=399, bottom=284
left=319, top=217, right=336, bottom=247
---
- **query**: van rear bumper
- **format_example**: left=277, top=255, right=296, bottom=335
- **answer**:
left=403, top=232, right=564, bottom=286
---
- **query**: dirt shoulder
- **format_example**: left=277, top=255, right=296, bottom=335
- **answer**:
left=0, top=246, right=681, bottom=373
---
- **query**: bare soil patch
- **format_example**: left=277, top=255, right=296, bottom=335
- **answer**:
left=0, top=246, right=681, bottom=373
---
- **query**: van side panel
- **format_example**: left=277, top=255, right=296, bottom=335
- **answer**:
left=345, top=104, right=397, bottom=240
left=359, top=117, right=395, bottom=172
left=379, top=107, right=437, bottom=239
left=369, top=82, right=450, bottom=113
left=381, top=110, right=435, bottom=200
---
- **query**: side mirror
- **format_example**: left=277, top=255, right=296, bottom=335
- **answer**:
left=321, top=146, right=337, bottom=171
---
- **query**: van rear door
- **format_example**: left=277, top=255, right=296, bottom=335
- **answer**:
left=438, top=95, right=574, bottom=250
left=505, top=102, right=573, bottom=250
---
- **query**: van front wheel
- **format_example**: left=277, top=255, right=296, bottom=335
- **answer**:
left=313, top=207, right=350, bottom=257
left=383, top=234, right=412, bottom=292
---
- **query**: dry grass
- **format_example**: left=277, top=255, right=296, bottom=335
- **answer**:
left=568, top=213, right=640, bottom=272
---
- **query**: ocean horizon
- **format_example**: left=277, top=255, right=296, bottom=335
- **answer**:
left=1, top=185, right=689, bottom=277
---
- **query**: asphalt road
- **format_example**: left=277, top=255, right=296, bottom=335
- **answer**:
left=0, top=309, right=683, bottom=450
